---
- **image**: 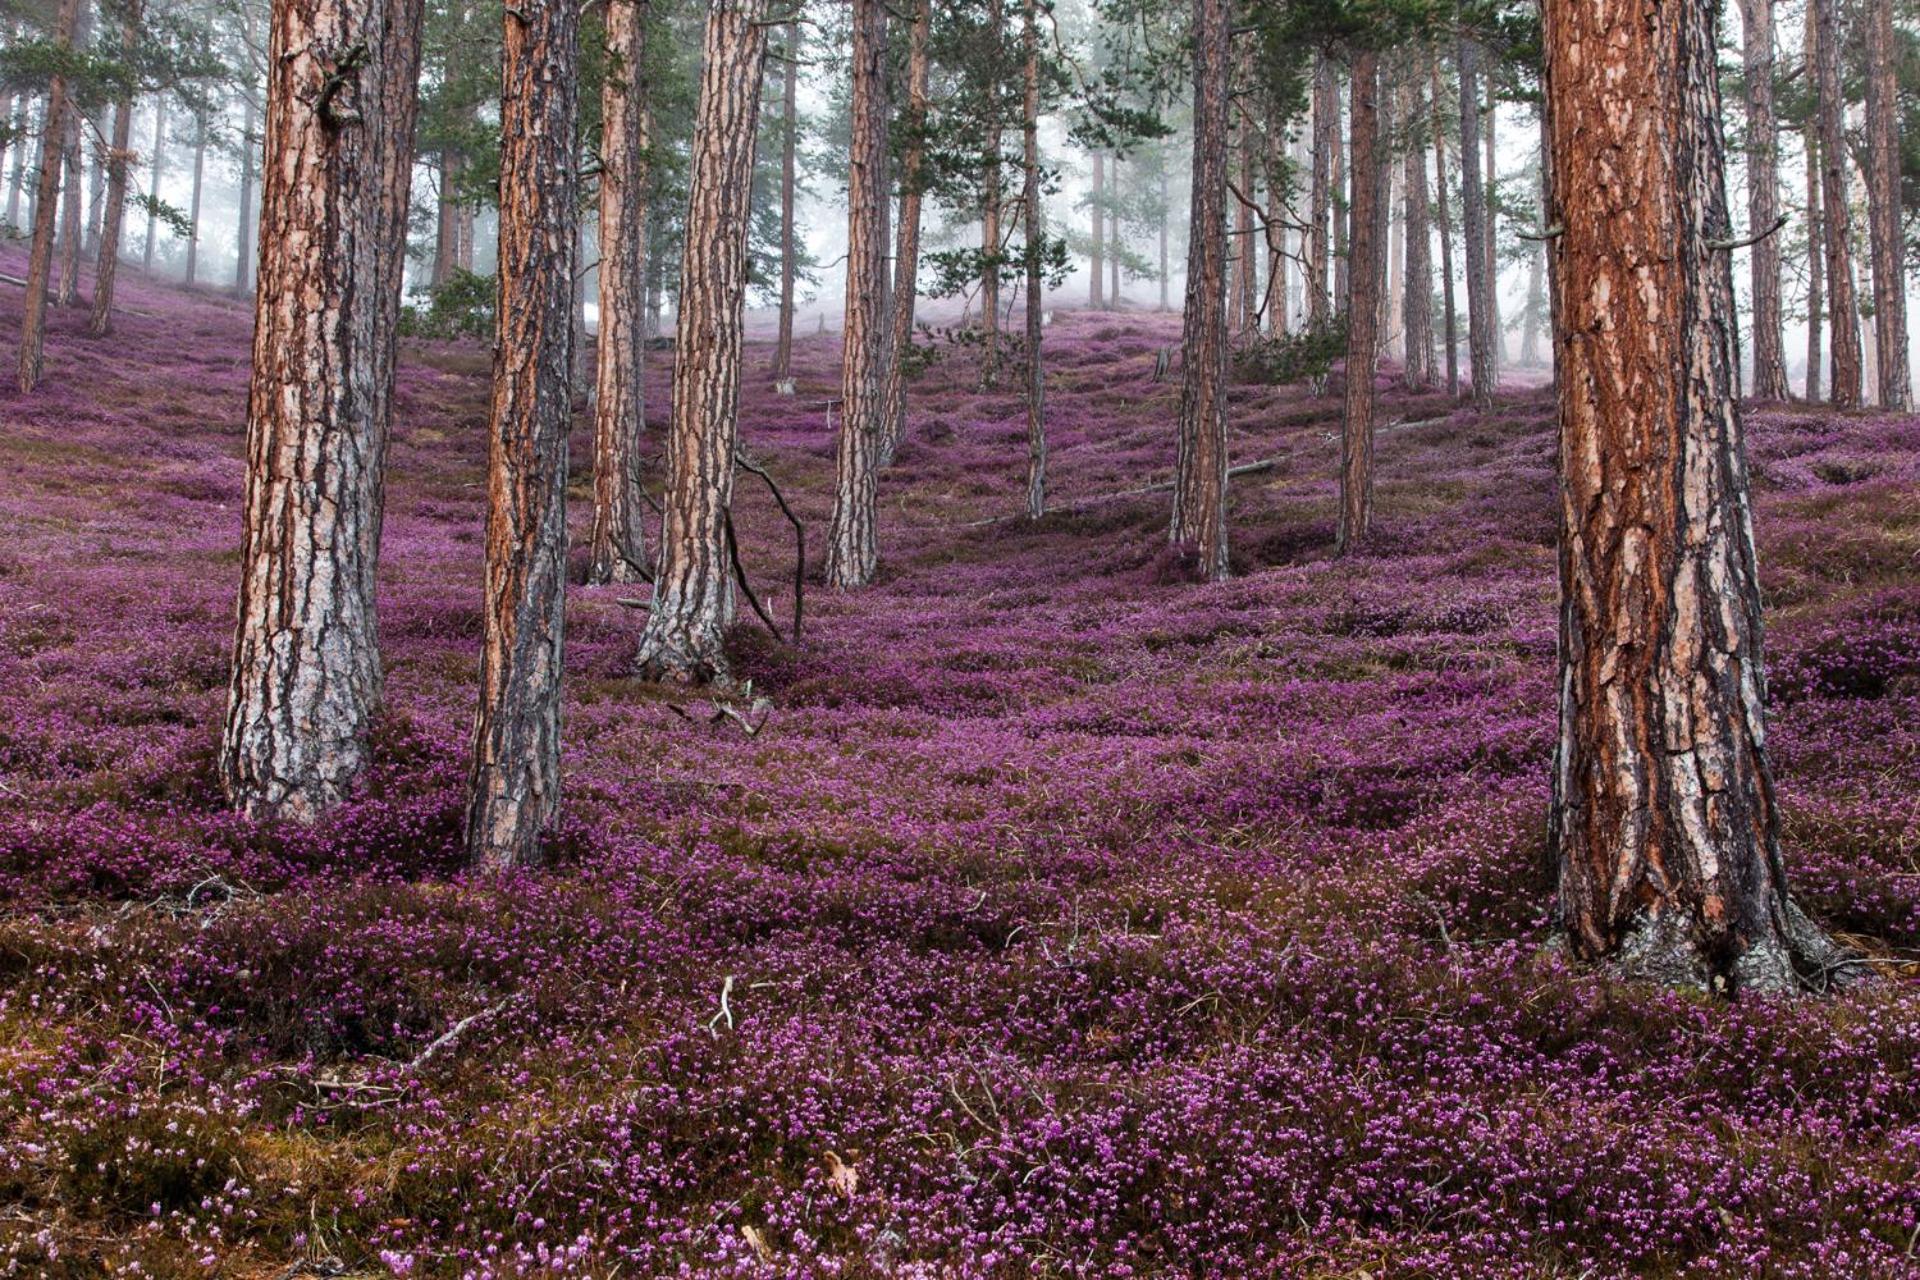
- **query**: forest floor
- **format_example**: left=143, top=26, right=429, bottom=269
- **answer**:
left=2, top=251, right=1919, bottom=1278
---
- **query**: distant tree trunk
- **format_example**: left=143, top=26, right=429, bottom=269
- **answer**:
left=1089, top=149, right=1105, bottom=308
left=1237, top=112, right=1257, bottom=334
left=1384, top=92, right=1403, bottom=362
left=1170, top=0, right=1229, bottom=581
left=1307, top=55, right=1334, bottom=327
left=1266, top=115, right=1287, bottom=335
left=773, top=22, right=799, bottom=378
left=980, top=0, right=1004, bottom=385
left=234, top=94, right=259, bottom=295
left=1456, top=39, right=1495, bottom=409
left=825, top=0, right=888, bottom=588
left=55, top=0, right=87, bottom=311
left=144, top=97, right=165, bottom=268
left=1738, top=0, right=1789, bottom=400
left=1481, top=86, right=1499, bottom=380
left=1331, top=91, right=1347, bottom=317
left=0, top=87, right=11, bottom=214
left=431, top=148, right=465, bottom=286
left=1809, top=0, right=1859, bottom=407
left=632, top=0, right=768, bottom=684
left=1546, top=0, right=1848, bottom=991
left=84, top=109, right=106, bottom=257
left=587, top=0, right=651, bottom=586
left=1109, top=155, right=1121, bottom=303
left=1863, top=0, right=1908, bottom=410
left=1338, top=51, right=1380, bottom=555
left=1402, top=81, right=1432, bottom=389
left=1021, top=0, right=1045, bottom=520
left=87, top=0, right=141, bottom=337
left=1431, top=62, right=1459, bottom=397
left=1157, top=164, right=1169, bottom=311
left=880, top=0, right=930, bottom=464
left=222, top=0, right=425, bottom=821
left=5, top=99, right=27, bottom=227
left=185, top=111, right=207, bottom=285
left=466, top=0, right=580, bottom=868
left=17, top=0, right=79, bottom=393
left=1803, top=117, right=1823, bottom=403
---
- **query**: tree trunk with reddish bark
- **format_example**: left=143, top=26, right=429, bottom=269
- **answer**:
left=1809, top=0, right=1859, bottom=407
left=1543, top=0, right=1847, bottom=991
left=824, top=0, right=888, bottom=589
left=1170, top=0, right=1229, bottom=581
left=466, top=0, right=579, bottom=868
left=1863, top=0, right=1908, bottom=410
left=1338, top=51, right=1379, bottom=555
left=1307, top=55, right=1334, bottom=328
left=1431, top=60, right=1458, bottom=398
left=588, top=0, right=651, bottom=586
left=16, top=0, right=79, bottom=393
left=1738, top=0, right=1789, bottom=400
left=632, top=0, right=769, bottom=683
left=222, top=0, right=425, bottom=821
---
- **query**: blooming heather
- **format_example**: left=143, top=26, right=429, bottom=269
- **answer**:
left=1, top=254, right=1918, bottom=1277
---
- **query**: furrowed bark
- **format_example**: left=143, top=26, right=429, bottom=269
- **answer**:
left=1265, top=110, right=1287, bottom=336
left=588, top=0, right=651, bottom=586
left=1169, top=0, right=1229, bottom=581
left=16, top=0, right=78, bottom=393
left=223, top=0, right=425, bottom=821
left=1338, top=51, right=1379, bottom=556
left=1544, top=0, right=1847, bottom=992
left=87, top=0, right=142, bottom=337
left=1456, top=38, right=1495, bottom=410
left=1809, top=0, right=1859, bottom=407
left=466, top=0, right=579, bottom=868
left=632, top=0, right=769, bottom=683
left=1021, top=0, right=1044, bottom=520
left=1863, top=0, right=1908, bottom=410
left=881, top=0, right=931, bottom=464
left=1307, top=54, right=1334, bottom=328
left=1738, top=0, right=1789, bottom=400
left=823, top=0, right=888, bottom=589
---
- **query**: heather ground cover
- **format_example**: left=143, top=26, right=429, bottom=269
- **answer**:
left=2, top=253, right=1919, bottom=1279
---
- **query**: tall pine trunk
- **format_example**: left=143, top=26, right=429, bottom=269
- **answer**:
left=1109, top=156, right=1121, bottom=302
left=1402, top=79, right=1432, bottom=389
left=466, top=0, right=580, bottom=867
left=824, top=0, right=888, bottom=589
left=1157, top=164, right=1169, bottom=311
left=1307, top=55, right=1334, bottom=327
left=587, top=0, right=651, bottom=585
left=1809, top=0, right=1859, bottom=406
left=16, top=0, right=79, bottom=393
left=881, top=0, right=931, bottom=464
left=632, top=0, right=769, bottom=683
left=5, top=98, right=27, bottom=227
left=143, top=98, right=164, bottom=268
left=222, top=0, right=425, bottom=820
left=1431, top=60, right=1459, bottom=398
left=1170, top=0, right=1229, bottom=581
left=1481, top=88, right=1499, bottom=380
left=185, top=110, right=206, bottom=285
left=980, top=0, right=1004, bottom=386
left=1543, top=0, right=1845, bottom=991
left=773, top=23, right=798, bottom=379
left=1338, top=51, right=1380, bottom=555
left=55, top=0, right=88, bottom=311
left=1237, top=110, right=1257, bottom=334
left=1089, top=149, right=1104, bottom=307
left=1266, top=115, right=1287, bottom=335
left=1739, top=0, right=1789, bottom=400
left=431, top=148, right=464, bottom=286
left=1021, top=0, right=1045, bottom=520
left=1863, top=0, right=1908, bottom=410
left=1457, top=39, right=1495, bottom=409
left=87, top=0, right=141, bottom=337
left=234, top=93, right=259, bottom=295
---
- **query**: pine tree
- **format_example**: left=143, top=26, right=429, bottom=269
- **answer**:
left=1737, top=0, right=1789, bottom=400
left=1808, top=0, right=1859, bottom=406
left=17, top=0, right=82, bottom=393
left=1338, top=49, right=1379, bottom=555
left=1456, top=38, right=1495, bottom=410
left=223, top=0, right=426, bottom=820
left=1170, top=0, right=1228, bottom=581
left=1862, top=0, right=1908, bottom=410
